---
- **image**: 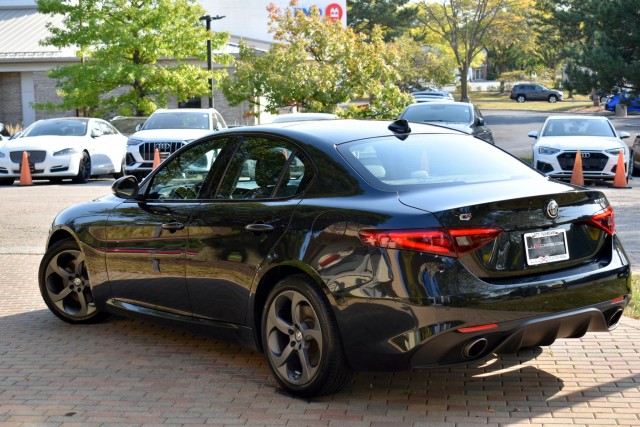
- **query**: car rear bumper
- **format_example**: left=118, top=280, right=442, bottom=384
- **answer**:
left=334, top=236, right=631, bottom=371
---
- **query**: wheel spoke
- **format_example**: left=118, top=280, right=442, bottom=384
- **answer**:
left=74, top=292, right=90, bottom=317
left=290, top=291, right=307, bottom=328
left=271, top=341, right=294, bottom=369
left=295, top=346, right=318, bottom=383
left=48, top=285, right=73, bottom=302
left=267, top=296, right=293, bottom=335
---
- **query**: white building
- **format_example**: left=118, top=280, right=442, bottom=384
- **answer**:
left=0, top=0, right=347, bottom=128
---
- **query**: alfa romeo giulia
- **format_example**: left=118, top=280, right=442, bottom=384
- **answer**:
left=39, top=119, right=632, bottom=396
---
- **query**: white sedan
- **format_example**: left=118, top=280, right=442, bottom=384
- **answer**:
left=0, top=117, right=127, bottom=185
left=529, top=115, right=632, bottom=182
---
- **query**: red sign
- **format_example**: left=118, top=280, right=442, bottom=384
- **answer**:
left=325, top=3, right=343, bottom=21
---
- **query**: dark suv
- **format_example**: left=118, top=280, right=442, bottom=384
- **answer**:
left=510, top=83, right=563, bottom=103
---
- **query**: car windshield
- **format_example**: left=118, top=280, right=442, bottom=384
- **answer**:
left=402, top=104, right=472, bottom=124
left=144, top=112, right=210, bottom=130
left=339, top=133, right=540, bottom=190
left=22, top=120, right=87, bottom=137
left=542, top=119, right=615, bottom=137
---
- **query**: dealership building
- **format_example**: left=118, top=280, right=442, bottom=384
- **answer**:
left=0, top=0, right=347, bottom=128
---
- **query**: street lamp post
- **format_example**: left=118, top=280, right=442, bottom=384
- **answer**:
left=199, top=14, right=225, bottom=108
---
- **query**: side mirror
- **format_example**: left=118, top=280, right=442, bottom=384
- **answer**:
left=476, top=117, right=485, bottom=126
left=619, top=131, right=630, bottom=139
left=528, top=131, right=538, bottom=139
left=112, top=175, right=139, bottom=199
left=135, top=123, right=143, bottom=132
left=91, top=128, right=104, bottom=138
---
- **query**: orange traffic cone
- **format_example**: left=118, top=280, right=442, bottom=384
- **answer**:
left=570, top=150, right=584, bottom=186
left=19, top=151, right=32, bottom=186
left=612, top=151, right=630, bottom=188
left=152, top=148, right=161, bottom=169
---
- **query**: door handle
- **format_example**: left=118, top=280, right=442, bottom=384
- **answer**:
left=161, top=221, right=185, bottom=231
left=245, top=223, right=274, bottom=233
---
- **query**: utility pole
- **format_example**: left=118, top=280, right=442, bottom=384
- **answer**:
left=199, top=14, right=225, bottom=108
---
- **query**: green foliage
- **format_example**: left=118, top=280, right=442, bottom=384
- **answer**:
left=540, top=0, right=640, bottom=94
left=219, top=1, right=411, bottom=119
left=36, top=0, right=232, bottom=116
left=415, top=0, right=531, bottom=101
left=347, top=0, right=417, bottom=42
left=392, top=35, right=456, bottom=90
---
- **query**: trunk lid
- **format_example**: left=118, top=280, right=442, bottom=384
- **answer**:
left=398, top=178, right=612, bottom=279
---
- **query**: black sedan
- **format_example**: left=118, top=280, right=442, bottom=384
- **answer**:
left=398, top=101, right=495, bottom=143
left=39, top=119, right=631, bottom=397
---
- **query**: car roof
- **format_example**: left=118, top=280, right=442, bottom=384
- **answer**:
left=216, top=119, right=463, bottom=146
left=544, top=115, right=609, bottom=121
left=271, top=113, right=339, bottom=123
left=151, top=108, right=219, bottom=114
left=405, top=101, right=473, bottom=107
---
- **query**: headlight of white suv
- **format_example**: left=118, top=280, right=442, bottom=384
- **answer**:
left=538, top=146, right=560, bottom=155
left=605, top=148, right=625, bottom=156
left=53, top=148, right=78, bottom=156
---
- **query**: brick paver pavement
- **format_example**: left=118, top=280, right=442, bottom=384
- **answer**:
left=1, top=181, right=639, bottom=426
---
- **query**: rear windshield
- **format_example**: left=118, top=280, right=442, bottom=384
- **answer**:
left=401, top=103, right=472, bottom=124
left=337, top=133, right=542, bottom=190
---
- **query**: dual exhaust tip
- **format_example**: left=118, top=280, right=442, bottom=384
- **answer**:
left=461, top=306, right=624, bottom=360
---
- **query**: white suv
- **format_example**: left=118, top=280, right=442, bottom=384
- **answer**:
left=125, top=108, right=227, bottom=179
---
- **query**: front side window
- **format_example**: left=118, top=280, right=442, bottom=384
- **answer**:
left=146, top=138, right=229, bottom=200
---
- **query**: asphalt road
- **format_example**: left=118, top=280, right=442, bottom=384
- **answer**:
left=482, top=109, right=640, bottom=157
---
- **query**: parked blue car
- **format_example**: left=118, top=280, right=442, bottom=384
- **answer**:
left=604, top=92, right=640, bottom=112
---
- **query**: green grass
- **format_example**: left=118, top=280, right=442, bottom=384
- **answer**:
left=627, top=275, right=640, bottom=319
left=455, top=91, right=598, bottom=112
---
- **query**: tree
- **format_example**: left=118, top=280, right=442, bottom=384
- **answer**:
left=347, top=0, right=417, bottom=42
left=392, top=35, right=457, bottom=91
left=36, top=0, right=232, bottom=116
left=415, top=0, right=525, bottom=102
left=219, top=1, right=411, bottom=120
left=539, top=0, right=640, bottom=94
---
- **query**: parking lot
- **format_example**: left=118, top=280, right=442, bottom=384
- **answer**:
left=0, top=176, right=638, bottom=426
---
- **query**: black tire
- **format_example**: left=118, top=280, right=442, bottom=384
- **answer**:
left=628, top=153, right=635, bottom=179
left=516, top=94, right=526, bottom=103
left=73, top=152, right=91, bottom=184
left=262, top=275, right=353, bottom=397
left=548, top=95, right=558, bottom=103
left=0, top=177, right=15, bottom=186
left=38, top=238, right=110, bottom=324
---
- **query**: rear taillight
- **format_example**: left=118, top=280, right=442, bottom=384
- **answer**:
left=585, top=206, right=615, bottom=235
left=358, top=227, right=503, bottom=257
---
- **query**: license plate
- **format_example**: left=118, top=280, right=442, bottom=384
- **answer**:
left=524, top=228, right=569, bottom=265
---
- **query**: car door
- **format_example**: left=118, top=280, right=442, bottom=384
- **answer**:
left=185, top=135, right=313, bottom=325
left=104, top=137, right=231, bottom=314
left=532, top=85, right=546, bottom=101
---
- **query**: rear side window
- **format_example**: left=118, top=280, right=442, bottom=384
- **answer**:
left=338, top=134, right=541, bottom=190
